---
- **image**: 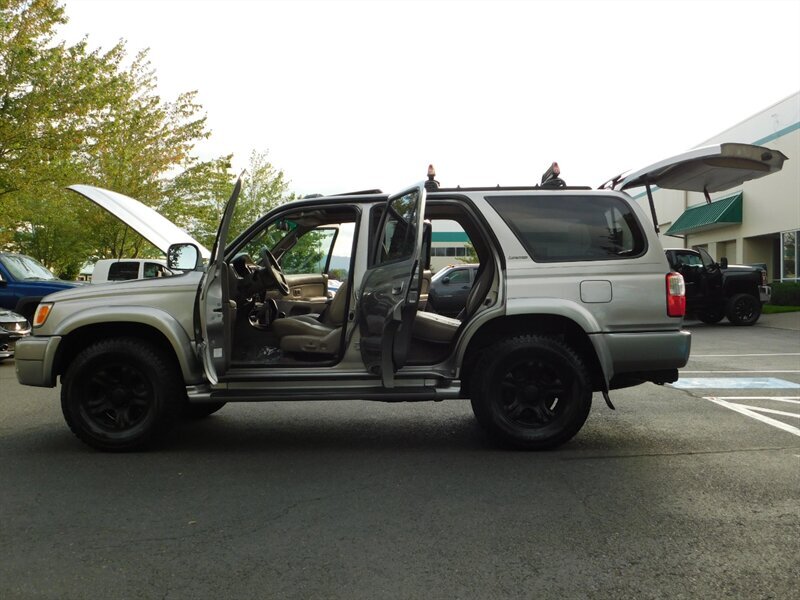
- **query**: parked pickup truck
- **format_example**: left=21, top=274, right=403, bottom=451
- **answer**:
left=665, top=247, right=770, bottom=326
left=0, top=252, right=78, bottom=321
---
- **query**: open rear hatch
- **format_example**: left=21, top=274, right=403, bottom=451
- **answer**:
left=603, top=143, right=788, bottom=232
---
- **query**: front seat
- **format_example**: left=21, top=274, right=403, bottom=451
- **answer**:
left=270, top=281, right=349, bottom=354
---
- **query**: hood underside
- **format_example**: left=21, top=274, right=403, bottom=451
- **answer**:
left=68, top=185, right=211, bottom=259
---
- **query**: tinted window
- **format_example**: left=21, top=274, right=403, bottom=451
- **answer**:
left=446, top=269, right=471, bottom=284
left=108, top=262, right=140, bottom=281
left=375, top=190, right=419, bottom=265
left=486, top=195, right=646, bottom=262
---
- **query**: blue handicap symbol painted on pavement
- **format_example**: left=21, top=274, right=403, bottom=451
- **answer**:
left=671, top=377, right=800, bottom=389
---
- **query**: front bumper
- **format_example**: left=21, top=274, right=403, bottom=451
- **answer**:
left=759, top=285, right=771, bottom=303
left=14, top=336, right=61, bottom=387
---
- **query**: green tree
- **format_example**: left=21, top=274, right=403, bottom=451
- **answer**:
left=1, top=0, right=128, bottom=269
left=230, top=150, right=293, bottom=240
left=464, top=241, right=479, bottom=263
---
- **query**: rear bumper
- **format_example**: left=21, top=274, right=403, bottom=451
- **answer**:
left=603, top=329, right=691, bottom=377
left=759, top=285, right=771, bottom=303
left=14, top=336, right=60, bottom=387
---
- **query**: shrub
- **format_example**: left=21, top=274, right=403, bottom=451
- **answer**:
left=770, top=281, right=800, bottom=306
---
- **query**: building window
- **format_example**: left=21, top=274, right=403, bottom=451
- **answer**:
left=782, top=230, right=797, bottom=281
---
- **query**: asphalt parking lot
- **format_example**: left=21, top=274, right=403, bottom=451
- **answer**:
left=1, top=313, right=798, bottom=600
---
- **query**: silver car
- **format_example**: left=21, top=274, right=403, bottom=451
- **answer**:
left=0, top=310, right=31, bottom=361
left=15, top=144, right=787, bottom=451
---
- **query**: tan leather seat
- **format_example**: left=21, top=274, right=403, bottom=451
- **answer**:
left=412, top=261, right=494, bottom=344
left=271, top=281, right=349, bottom=354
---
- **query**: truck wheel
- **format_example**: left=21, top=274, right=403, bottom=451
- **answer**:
left=697, top=309, right=725, bottom=324
left=182, top=402, right=226, bottom=419
left=470, top=335, right=592, bottom=450
left=726, top=293, right=761, bottom=326
left=61, top=338, right=184, bottom=451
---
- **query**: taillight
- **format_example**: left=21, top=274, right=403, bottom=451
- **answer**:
left=666, top=272, right=686, bottom=317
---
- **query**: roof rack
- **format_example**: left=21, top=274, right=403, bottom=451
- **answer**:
left=423, top=162, right=591, bottom=193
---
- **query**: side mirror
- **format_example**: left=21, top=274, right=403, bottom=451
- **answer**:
left=167, top=243, right=201, bottom=271
left=719, top=257, right=728, bottom=269
left=442, top=277, right=451, bottom=285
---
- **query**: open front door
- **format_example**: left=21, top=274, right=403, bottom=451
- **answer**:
left=198, top=179, right=242, bottom=384
left=359, top=184, right=427, bottom=387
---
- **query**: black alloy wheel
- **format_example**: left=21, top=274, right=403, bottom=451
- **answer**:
left=471, top=335, right=592, bottom=450
left=61, top=338, right=183, bottom=451
left=726, top=293, right=761, bottom=326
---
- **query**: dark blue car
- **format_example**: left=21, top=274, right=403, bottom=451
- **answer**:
left=0, top=252, right=78, bottom=321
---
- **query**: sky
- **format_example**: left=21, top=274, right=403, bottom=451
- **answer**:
left=58, top=0, right=800, bottom=197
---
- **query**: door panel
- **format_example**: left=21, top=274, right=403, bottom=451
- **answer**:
left=198, top=179, right=242, bottom=384
left=359, top=184, right=427, bottom=386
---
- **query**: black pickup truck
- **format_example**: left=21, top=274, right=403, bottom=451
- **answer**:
left=665, top=247, right=770, bottom=326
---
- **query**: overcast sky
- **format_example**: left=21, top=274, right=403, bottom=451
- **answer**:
left=59, top=0, right=800, bottom=197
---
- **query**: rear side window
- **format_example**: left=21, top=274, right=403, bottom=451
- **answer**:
left=107, top=262, right=140, bottom=280
left=486, top=195, right=646, bottom=262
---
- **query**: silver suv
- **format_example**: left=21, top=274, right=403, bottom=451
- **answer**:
left=15, top=144, right=787, bottom=451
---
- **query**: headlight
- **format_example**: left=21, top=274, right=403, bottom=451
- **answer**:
left=33, top=303, right=53, bottom=328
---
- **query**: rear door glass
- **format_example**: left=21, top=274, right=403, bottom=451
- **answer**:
left=486, top=194, right=646, bottom=262
left=108, top=262, right=140, bottom=280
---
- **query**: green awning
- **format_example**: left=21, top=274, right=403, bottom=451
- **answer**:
left=665, top=192, right=743, bottom=236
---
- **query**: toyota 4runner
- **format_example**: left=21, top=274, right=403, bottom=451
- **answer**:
left=15, top=144, right=787, bottom=451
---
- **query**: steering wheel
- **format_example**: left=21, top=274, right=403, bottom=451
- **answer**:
left=258, top=247, right=290, bottom=295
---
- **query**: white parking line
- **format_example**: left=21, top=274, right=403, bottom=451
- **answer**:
left=692, top=353, right=800, bottom=357
left=713, top=397, right=800, bottom=404
left=705, top=397, right=800, bottom=437
left=682, top=370, right=800, bottom=373
left=734, top=406, right=800, bottom=419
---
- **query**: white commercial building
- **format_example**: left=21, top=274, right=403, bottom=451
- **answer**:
left=640, top=92, right=799, bottom=282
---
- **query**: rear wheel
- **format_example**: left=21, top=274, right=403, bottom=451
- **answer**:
left=470, top=335, right=592, bottom=450
left=61, top=338, right=184, bottom=451
left=726, top=293, right=761, bottom=326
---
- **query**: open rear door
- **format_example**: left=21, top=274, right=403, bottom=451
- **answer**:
left=359, top=184, right=427, bottom=387
left=612, top=143, right=788, bottom=233
left=617, top=143, right=787, bottom=193
left=197, top=179, right=242, bottom=384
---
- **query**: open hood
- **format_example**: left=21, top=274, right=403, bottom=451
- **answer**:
left=68, top=185, right=211, bottom=259
left=616, top=143, right=788, bottom=193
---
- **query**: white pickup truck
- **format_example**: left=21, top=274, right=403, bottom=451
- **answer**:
left=90, top=259, right=177, bottom=283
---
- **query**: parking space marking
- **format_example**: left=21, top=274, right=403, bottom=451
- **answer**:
left=692, top=353, right=800, bottom=358
left=713, top=397, right=800, bottom=404
left=705, top=397, right=800, bottom=437
left=682, top=370, right=800, bottom=374
left=671, top=378, right=800, bottom=389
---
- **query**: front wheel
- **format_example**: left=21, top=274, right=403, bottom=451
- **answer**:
left=61, top=338, right=184, bottom=451
left=470, top=335, right=592, bottom=450
left=726, top=293, right=761, bottom=326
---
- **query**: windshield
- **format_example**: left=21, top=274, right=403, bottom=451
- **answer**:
left=0, top=253, right=58, bottom=281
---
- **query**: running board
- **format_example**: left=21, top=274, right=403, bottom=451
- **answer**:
left=186, top=381, right=464, bottom=403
